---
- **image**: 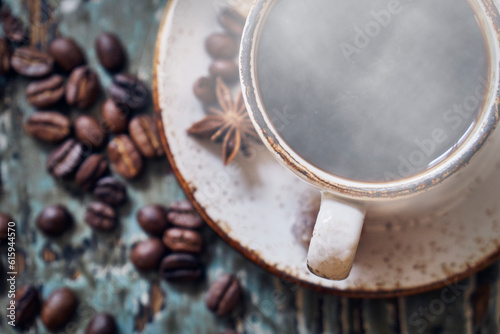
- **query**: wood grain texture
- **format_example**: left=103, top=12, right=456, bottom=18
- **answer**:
left=0, top=0, right=499, bottom=333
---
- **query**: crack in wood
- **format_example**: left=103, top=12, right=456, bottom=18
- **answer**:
left=134, top=281, right=166, bottom=332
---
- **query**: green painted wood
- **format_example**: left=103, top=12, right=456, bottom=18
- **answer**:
left=0, top=0, right=499, bottom=333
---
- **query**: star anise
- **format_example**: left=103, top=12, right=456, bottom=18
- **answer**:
left=188, top=77, right=259, bottom=165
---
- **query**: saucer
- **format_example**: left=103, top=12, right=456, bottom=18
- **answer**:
left=153, top=0, right=500, bottom=297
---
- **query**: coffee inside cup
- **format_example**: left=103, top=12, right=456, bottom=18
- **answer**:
left=256, top=0, right=490, bottom=182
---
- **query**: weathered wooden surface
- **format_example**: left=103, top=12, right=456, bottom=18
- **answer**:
left=0, top=0, right=499, bottom=333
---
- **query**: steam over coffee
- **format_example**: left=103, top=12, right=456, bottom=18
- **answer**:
left=257, top=0, right=489, bottom=182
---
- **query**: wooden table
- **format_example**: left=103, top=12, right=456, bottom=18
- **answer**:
left=0, top=0, right=498, bottom=333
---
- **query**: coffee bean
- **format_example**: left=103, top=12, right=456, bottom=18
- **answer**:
left=41, top=287, right=78, bottom=331
left=137, top=204, right=168, bottom=236
left=129, top=115, right=165, bottom=158
left=107, top=134, right=143, bottom=179
left=109, top=74, right=149, bottom=111
left=26, top=75, right=65, bottom=109
left=24, top=111, right=71, bottom=143
left=205, top=33, right=238, bottom=59
left=163, top=228, right=203, bottom=254
left=218, top=8, right=245, bottom=37
left=0, top=38, right=11, bottom=74
left=130, top=238, right=166, bottom=271
left=75, top=154, right=108, bottom=191
left=36, top=205, right=73, bottom=237
left=206, top=274, right=241, bottom=316
left=85, top=313, right=118, bottom=334
left=11, top=47, right=54, bottom=77
left=85, top=201, right=117, bottom=232
left=193, top=76, right=216, bottom=105
left=167, top=200, right=204, bottom=229
left=15, top=285, right=40, bottom=330
left=159, top=253, right=203, bottom=282
left=46, top=139, right=84, bottom=179
left=209, top=60, right=239, bottom=83
left=0, top=212, right=13, bottom=243
left=101, top=98, right=129, bottom=134
left=95, top=32, right=126, bottom=72
left=74, top=115, right=107, bottom=149
left=49, top=37, right=85, bottom=72
left=93, top=176, right=127, bottom=206
left=220, top=331, right=238, bottom=334
left=1, top=10, right=28, bottom=44
left=66, top=65, right=100, bottom=108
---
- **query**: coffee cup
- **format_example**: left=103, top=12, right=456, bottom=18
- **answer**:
left=240, top=0, right=500, bottom=280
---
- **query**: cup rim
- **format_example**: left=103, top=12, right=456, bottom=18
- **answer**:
left=240, top=0, right=500, bottom=200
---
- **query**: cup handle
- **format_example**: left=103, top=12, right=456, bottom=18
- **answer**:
left=307, top=192, right=366, bottom=280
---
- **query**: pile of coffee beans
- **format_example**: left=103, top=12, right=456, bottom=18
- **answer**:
left=193, top=8, right=245, bottom=105
left=0, top=4, right=245, bottom=332
left=132, top=201, right=205, bottom=282
left=1, top=15, right=165, bottom=234
left=132, top=200, right=242, bottom=320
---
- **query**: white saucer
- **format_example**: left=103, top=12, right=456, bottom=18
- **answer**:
left=153, top=0, right=500, bottom=297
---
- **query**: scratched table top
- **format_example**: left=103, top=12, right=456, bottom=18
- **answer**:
left=0, top=0, right=499, bottom=333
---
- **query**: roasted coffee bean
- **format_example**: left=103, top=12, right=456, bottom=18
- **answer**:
left=0, top=212, right=13, bottom=243
left=107, top=134, right=143, bottom=179
left=26, top=75, right=65, bottom=108
left=11, top=47, right=54, bottom=77
left=41, top=287, right=78, bottom=331
left=24, top=111, right=71, bottom=143
left=49, top=37, right=85, bottom=72
left=15, top=285, right=40, bottom=330
left=209, top=60, right=239, bottom=83
left=75, top=154, right=108, bottom=191
left=129, top=115, right=164, bottom=158
left=46, top=139, right=84, bottom=179
left=167, top=200, right=204, bottom=229
left=130, top=238, right=166, bottom=271
left=163, top=228, right=203, bottom=254
left=218, top=8, right=245, bottom=37
left=85, top=201, right=117, bottom=232
left=193, top=76, right=216, bottom=105
left=85, top=313, right=118, bottom=334
left=205, top=33, right=238, bottom=59
left=101, top=98, right=129, bottom=134
left=1, top=10, right=28, bottom=44
left=137, top=204, right=168, bottom=236
left=0, top=38, right=11, bottom=74
left=95, top=32, right=126, bottom=72
left=66, top=65, right=100, bottom=108
left=74, top=115, right=107, bottom=149
left=159, top=253, right=203, bottom=282
left=36, top=205, right=73, bottom=237
left=109, top=74, right=149, bottom=111
left=206, top=274, right=241, bottom=316
left=93, top=176, right=127, bottom=206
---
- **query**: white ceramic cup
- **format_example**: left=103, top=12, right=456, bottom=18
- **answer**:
left=240, top=0, right=500, bottom=280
